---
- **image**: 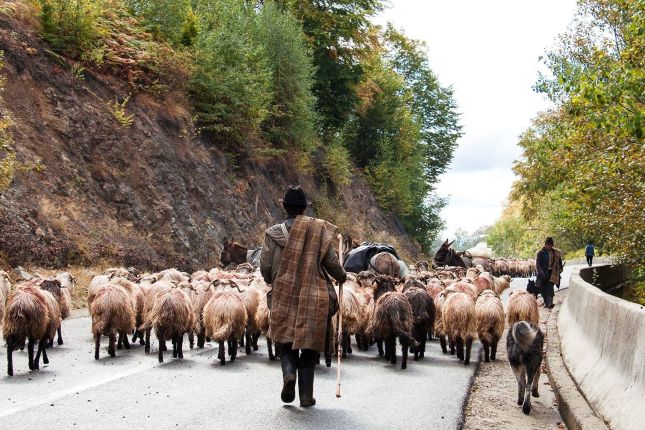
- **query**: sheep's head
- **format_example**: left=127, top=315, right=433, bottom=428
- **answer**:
left=401, top=278, right=425, bottom=293
left=373, top=275, right=398, bottom=301
left=40, top=278, right=63, bottom=300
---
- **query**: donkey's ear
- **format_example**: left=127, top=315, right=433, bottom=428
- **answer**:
left=447, top=240, right=454, bottom=247
left=443, top=238, right=449, bottom=245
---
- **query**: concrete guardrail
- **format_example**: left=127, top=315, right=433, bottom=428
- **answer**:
left=559, top=265, right=645, bottom=429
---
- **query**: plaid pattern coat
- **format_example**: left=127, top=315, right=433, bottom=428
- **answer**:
left=266, top=215, right=345, bottom=351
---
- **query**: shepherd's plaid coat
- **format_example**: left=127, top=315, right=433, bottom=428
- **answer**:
left=263, top=215, right=345, bottom=352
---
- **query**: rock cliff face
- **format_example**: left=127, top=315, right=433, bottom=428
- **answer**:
left=0, top=15, right=420, bottom=271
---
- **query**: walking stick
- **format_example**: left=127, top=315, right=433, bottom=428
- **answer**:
left=336, top=234, right=344, bottom=398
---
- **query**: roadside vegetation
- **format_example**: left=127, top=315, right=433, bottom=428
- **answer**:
left=488, top=0, right=644, bottom=302
left=5, top=0, right=461, bottom=253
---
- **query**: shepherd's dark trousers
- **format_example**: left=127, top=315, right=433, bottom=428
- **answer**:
left=586, top=256, right=593, bottom=267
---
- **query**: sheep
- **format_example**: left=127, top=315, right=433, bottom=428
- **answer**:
left=104, top=267, right=135, bottom=281
left=203, top=289, right=247, bottom=365
left=148, top=287, right=195, bottom=363
left=366, top=276, right=416, bottom=369
left=156, top=268, right=188, bottom=284
left=433, top=289, right=450, bottom=354
left=88, top=274, right=111, bottom=307
left=472, top=272, right=495, bottom=293
left=475, top=290, right=505, bottom=362
left=442, top=291, right=476, bottom=365
left=39, top=279, right=70, bottom=346
left=507, top=321, right=544, bottom=414
left=191, top=270, right=210, bottom=283
left=466, top=267, right=482, bottom=279
left=0, top=269, right=11, bottom=306
left=254, top=290, right=279, bottom=360
left=140, top=281, right=173, bottom=354
left=239, top=284, right=261, bottom=355
left=448, top=281, right=478, bottom=301
left=38, top=289, right=61, bottom=365
left=507, top=290, right=539, bottom=325
left=493, top=275, right=512, bottom=296
left=3, top=285, right=51, bottom=375
left=332, top=282, right=364, bottom=359
left=108, top=277, right=144, bottom=348
left=425, top=280, right=445, bottom=301
left=402, top=281, right=436, bottom=360
left=90, top=284, right=136, bottom=360
left=191, top=281, right=214, bottom=349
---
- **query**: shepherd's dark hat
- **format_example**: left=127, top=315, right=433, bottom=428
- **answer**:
left=545, top=237, right=554, bottom=245
left=280, top=185, right=311, bottom=207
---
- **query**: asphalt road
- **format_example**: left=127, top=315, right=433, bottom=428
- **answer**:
left=0, top=263, right=593, bottom=430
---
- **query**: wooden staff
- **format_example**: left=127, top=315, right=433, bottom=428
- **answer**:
left=335, top=234, right=344, bottom=398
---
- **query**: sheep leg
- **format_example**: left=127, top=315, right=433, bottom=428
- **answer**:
left=482, top=339, right=490, bottom=362
left=239, top=333, right=245, bottom=348
left=177, top=334, right=184, bottom=359
left=122, top=331, right=131, bottom=349
left=531, top=366, right=541, bottom=398
left=464, top=336, right=473, bottom=366
left=345, top=332, right=352, bottom=354
left=218, top=341, right=226, bottom=365
left=7, top=340, right=14, bottom=376
left=42, top=340, right=49, bottom=365
left=268, top=338, right=275, bottom=361
left=144, top=328, right=151, bottom=354
left=252, top=332, right=260, bottom=351
left=117, top=332, right=123, bottom=350
left=491, top=335, right=500, bottom=361
left=172, top=335, right=178, bottom=358
left=197, top=333, right=205, bottom=349
left=449, top=338, right=455, bottom=355
left=231, top=337, right=238, bottom=362
left=245, top=330, right=252, bottom=355
left=132, top=330, right=138, bottom=344
left=377, top=339, right=384, bottom=357
left=27, top=338, right=35, bottom=370
left=158, top=327, right=165, bottom=363
left=456, top=337, right=464, bottom=360
left=57, top=326, right=64, bottom=346
left=401, top=337, right=409, bottom=370
left=412, top=326, right=420, bottom=361
left=34, top=340, right=42, bottom=370
left=138, top=330, right=145, bottom=346
left=108, top=333, right=116, bottom=357
left=388, top=336, right=397, bottom=365
left=439, top=335, right=448, bottom=354
left=188, top=331, right=194, bottom=350
left=419, top=330, right=427, bottom=358
left=94, top=333, right=101, bottom=360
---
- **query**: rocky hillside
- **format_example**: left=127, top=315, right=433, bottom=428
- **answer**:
left=0, top=14, right=420, bottom=271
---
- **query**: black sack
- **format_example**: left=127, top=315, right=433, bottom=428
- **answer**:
left=343, top=242, right=399, bottom=273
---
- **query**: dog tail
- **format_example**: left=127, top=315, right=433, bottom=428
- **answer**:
left=511, top=321, right=537, bottom=351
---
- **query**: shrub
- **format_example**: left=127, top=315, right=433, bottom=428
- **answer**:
left=0, top=51, right=16, bottom=189
left=321, top=140, right=352, bottom=187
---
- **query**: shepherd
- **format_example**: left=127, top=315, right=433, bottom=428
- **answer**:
left=535, top=237, right=563, bottom=309
left=260, top=185, right=347, bottom=407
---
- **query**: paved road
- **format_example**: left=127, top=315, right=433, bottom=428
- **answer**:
left=1, top=316, right=479, bottom=429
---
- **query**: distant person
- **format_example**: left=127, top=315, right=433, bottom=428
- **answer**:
left=260, top=185, right=346, bottom=407
left=585, top=242, right=595, bottom=267
left=535, top=237, right=563, bottom=309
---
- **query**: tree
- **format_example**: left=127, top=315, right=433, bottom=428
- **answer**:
left=513, top=0, right=644, bottom=265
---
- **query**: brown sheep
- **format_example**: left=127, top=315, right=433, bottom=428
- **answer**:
left=507, top=290, right=539, bottom=325
left=90, top=284, right=136, bottom=360
left=3, top=285, right=51, bottom=375
left=203, top=289, right=247, bottom=365
left=191, top=281, right=214, bottom=349
left=239, top=285, right=261, bottom=355
left=38, top=279, right=69, bottom=346
left=332, top=283, right=364, bottom=359
left=0, top=269, right=11, bottom=308
left=366, top=276, right=416, bottom=369
left=433, top=289, right=450, bottom=354
left=109, top=277, right=144, bottom=348
left=472, top=272, right=495, bottom=293
left=254, top=290, right=278, bottom=360
left=442, top=291, right=476, bottom=365
left=493, top=275, right=512, bottom=296
left=149, top=287, right=195, bottom=363
left=448, top=281, right=478, bottom=301
left=140, top=281, right=173, bottom=354
left=475, top=290, right=505, bottom=362
left=402, top=282, right=436, bottom=360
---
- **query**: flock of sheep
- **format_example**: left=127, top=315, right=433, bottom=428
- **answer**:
left=1, top=262, right=541, bottom=379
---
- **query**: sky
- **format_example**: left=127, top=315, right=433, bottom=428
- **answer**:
left=376, top=0, right=578, bottom=238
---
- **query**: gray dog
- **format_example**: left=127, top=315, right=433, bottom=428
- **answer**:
left=507, top=321, right=544, bottom=414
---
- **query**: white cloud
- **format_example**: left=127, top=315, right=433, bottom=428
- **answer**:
left=376, top=0, right=578, bottom=238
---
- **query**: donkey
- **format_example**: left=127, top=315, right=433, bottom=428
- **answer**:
left=433, top=239, right=468, bottom=268
left=507, top=321, right=544, bottom=414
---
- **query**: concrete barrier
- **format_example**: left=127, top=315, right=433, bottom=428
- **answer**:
left=559, top=266, right=645, bottom=430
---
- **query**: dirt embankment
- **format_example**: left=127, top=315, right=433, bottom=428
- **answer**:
left=0, top=14, right=420, bottom=272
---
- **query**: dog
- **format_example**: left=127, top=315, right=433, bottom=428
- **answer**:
left=526, top=279, right=540, bottom=298
left=507, top=321, right=544, bottom=414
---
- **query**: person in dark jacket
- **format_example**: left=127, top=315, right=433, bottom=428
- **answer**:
left=535, top=237, right=563, bottom=308
left=585, top=242, right=595, bottom=267
left=259, top=185, right=346, bottom=407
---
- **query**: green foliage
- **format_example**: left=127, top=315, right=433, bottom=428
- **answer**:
left=320, top=140, right=352, bottom=188
left=0, top=51, right=16, bottom=190
left=513, top=0, right=644, bottom=267
left=111, top=96, right=134, bottom=127
left=190, top=0, right=272, bottom=145
left=39, top=0, right=107, bottom=58
left=125, top=0, right=197, bottom=46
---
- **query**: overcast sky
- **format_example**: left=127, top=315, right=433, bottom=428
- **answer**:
left=376, top=0, right=578, bottom=238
